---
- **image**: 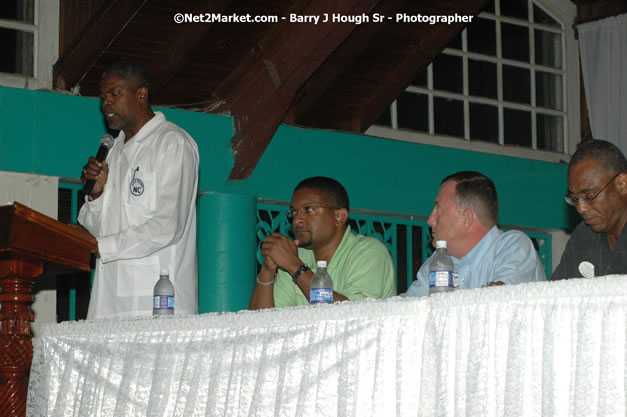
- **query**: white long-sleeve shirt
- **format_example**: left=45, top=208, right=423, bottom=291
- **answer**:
left=79, top=112, right=199, bottom=319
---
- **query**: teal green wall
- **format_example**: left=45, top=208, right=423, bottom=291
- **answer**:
left=0, top=85, right=573, bottom=230
left=247, top=125, right=575, bottom=229
left=1, top=85, right=578, bottom=312
left=0, top=86, right=235, bottom=187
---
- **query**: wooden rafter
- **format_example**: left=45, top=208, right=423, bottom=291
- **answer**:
left=217, top=0, right=383, bottom=179
left=285, top=0, right=407, bottom=126
left=53, top=0, right=149, bottom=90
left=291, top=0, right=489, bottom=132
left=52, top=0, right=501, bottom=180
left=149, top=0, right=234, bottom=102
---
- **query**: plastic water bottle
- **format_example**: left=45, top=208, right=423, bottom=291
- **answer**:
left=153, top=269, right=174, bottom=315
left=429, top=240, right=455, bottom=295
left=310, top=260, right=333, bottom=304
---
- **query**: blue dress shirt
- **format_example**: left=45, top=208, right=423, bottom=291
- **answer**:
left=402, top=226, right=546, bottom=297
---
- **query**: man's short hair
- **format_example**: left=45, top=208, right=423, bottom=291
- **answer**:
left=569, top=139, right=627, bottom=175
left=442, top=171, right=499, bottom=226
left=294, top=176, right=350, bottom=211
left=101, top=60, right=152, bottom=91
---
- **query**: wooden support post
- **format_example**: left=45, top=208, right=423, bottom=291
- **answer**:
left=0, top=260, right=43, bottom=417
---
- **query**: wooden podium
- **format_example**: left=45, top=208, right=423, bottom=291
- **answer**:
left=0, top=202, right=96, bottom=417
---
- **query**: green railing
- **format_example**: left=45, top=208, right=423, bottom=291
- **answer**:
left=257, top=202, right=431, bottom=292
left=58, top=181, right=85, bottom=321
left=257, top=201, right=552, bottom=294
left=58, top=184, right=552, bottom=318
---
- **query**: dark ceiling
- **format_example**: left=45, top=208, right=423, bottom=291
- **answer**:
left=54, top=0, right=627, bottom=179
left=55, top=0, right=487, bottom=179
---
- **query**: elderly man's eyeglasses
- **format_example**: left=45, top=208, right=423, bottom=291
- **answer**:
left=564, top=173, right=620, bottom=206
left=286, top=206, right=339, bottom=219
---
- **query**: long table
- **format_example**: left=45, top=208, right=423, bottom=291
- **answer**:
left=27, top=275, right=627, bottom=417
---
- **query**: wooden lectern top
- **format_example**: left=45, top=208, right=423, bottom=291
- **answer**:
left=0, top=201, right=97, bottom=272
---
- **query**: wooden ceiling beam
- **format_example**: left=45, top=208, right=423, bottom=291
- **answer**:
left=149, top=0, right=234, bottom=103
left=574, top=0, right=627, bottom=25
left=53, top=0, right=149, bottom=91
left=221, top=0, right=384, bottom=180
left=284, top=0, right=406, bottom=125
left=304, top=0, right=488, bottom=132
left=208, top=0, right=315, bottom=114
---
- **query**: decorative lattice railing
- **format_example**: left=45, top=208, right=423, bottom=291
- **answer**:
left=58, top=184, right=552, bottom=318
left=257, top=201, right=552, bottom=295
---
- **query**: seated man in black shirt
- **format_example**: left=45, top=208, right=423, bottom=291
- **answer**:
left=551, top=139, right=627, bottom=280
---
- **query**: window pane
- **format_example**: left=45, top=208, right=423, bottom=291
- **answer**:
left=469, top=59, right=497, bottom=99
left=467, top=18, right=496, bottom=56
left=483, top=0, right=495, bottom=14
left=504, top=108, right=531, bottom=147
left=537, top=113, right=564, bottom=152
left=470, top=103, right=498, bottom=143
left=502, top=23, right=530, bottom=62
left=434, top=97, right=464, bottom=137
left=433, top=54, right=463, bottom=93
left=411, top=68, right=427, bottom=88
left=535, top=29, right=562, bottom=68
left=0, top=28, right=34, bottom=76
left=533, top=4, right=560, bottom=27
left=397, top=92, right=428, bottom=132
left=364, top=0, right=569, bottom=155
left=536, top=71, right=563, bottom=110
left=0, top=0, right=35, bottom=23
left=374, top=105, right=391, bottom=127
left=503, top=65, right=530, bottom=104
left=448, top=31, right=462, bottom=50
left=500, top=0, right=529, bottom=21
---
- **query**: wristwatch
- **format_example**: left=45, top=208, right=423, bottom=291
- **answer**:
left=292, top=264, right=311, bottom=283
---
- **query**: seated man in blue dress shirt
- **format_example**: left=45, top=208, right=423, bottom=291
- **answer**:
left=403, top=171, right=545, bottom=297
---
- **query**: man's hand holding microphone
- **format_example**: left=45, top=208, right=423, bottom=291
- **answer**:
left=81, top=134, right=114, bottom=200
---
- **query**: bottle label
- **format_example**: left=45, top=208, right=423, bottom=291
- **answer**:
left=153, top=295, right=174, bottom=309
left=310, top=288, right=333, bottom=304
left=429, top=270, right=455, bottom=288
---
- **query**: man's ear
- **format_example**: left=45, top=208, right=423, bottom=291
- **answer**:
left=462, top=208, right=474, bottom=229
left=616, top=172, right=627, bottom=195
left=137, top=87, right=149, bottom=104
left=335, top=208, right=349, bottom=226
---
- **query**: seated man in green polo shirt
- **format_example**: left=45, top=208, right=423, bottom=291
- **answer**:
left=249, top=176, right=396, bottom=309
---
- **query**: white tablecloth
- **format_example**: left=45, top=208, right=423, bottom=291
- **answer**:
left=27, top=276, right=627, bottom=417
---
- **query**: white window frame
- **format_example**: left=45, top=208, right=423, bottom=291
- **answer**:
left=366, top=0, right=580, bottom=161
left=0, top=0, right=59, bottom=90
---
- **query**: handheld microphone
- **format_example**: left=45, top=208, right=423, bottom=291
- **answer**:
left=83, top=134, right=115, bottom=196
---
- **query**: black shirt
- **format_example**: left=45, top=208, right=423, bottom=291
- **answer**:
left=551, top=221, right=627, bottom=280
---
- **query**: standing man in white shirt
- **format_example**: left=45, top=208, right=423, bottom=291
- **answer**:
left=79, top=61, right=199, bottom=319
left=402, top=171, right=545, bottom=297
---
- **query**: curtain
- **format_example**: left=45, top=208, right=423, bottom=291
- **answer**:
left=578, top=13, right=627, bottom=155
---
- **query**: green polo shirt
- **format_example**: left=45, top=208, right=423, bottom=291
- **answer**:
left=273, top=226, right=396, bottom=307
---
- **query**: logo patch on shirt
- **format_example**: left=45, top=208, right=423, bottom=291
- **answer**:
left=130, top=178, right=145, bottom=196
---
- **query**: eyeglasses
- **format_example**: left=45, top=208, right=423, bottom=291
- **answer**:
left=286, top=205, right=339, bottom=219
left=564, top=173, right=620, bottom=206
